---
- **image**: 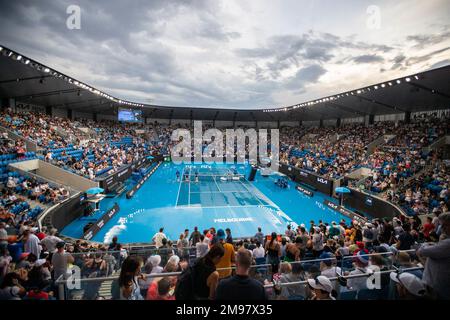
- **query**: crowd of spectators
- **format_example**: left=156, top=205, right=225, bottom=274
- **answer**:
left=3, top=208, right=449, bottom=300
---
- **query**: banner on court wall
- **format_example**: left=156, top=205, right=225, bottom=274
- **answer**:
left=98, top=156, right=160, bottom=192
left=295, top=185, right=314, bottom=197
left=82, top=203, right=120, bottom=241
left=278, top=163, right=334, bottom=196
left=323, top=199, right=367, bottom=224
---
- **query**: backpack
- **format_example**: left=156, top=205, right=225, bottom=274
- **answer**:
left=174, top=265, right=196, bottom=300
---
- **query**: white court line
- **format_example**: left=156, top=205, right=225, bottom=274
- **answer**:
left=189, top=190, right=251, bottom=194
left=174, top=204, right=272, bottom=209
left=238, top=178, right=267, bottom=207
left=213, top=175, right=222, bottom=193
left=188, top=166, right=191, bottom=207
left=174, top=167, right=184, bottom=206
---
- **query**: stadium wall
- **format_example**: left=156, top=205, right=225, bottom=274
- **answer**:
left=9, top=159, right=99, bottom=191
left=52, top=107, right=68, bottom=118
left=48, top=192, right=85, bottom=232
left=279, top=163, right=334, bottom=196
left=0, top=125, right=40, bottom=152
left=344, top=188, right=403, bottom=219
left=73, top=111, right=94, bottom=120
left=215, top=121, right=234, bottom=127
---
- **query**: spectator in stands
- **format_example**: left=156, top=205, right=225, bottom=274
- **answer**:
left=108, top=236, right=121, bottom=251
left=215, top=229, right=235, bottom=279
left=116, top=256, right=145, bottom=300
left=319, top=252, right=342, bottom=291
left=225, top=228, right=233, bottom=244
left=0, top=222, right=7, bottom=253
left=285, top=225, right=295, bottom=241
left=0, top=272, right=26, bottom=300
left=417, top=212, right=450, bottom=299
left=51, top=242, right=74, bottom=282
left=216, top=248, right=267, bottom=300
left=421, top=217, right=435, bottom=241
left=346, top=250, right=370, bottom=292
left=254, top=227, right=264, bottom=246
left=189, top=226, right=201, bottom=246
left=284, top=236, right=302, bottom=262
left=312, top=227, right=324, bottom=257
left=176, top=233, right=189, bottom=261
left=307, top=276, right=335, bottom=300
left=265, top=232, right=282, bottom=276
left=22, top=228, right=41, bottom=258
left=396, top=223, right=415, bottom=250
left=152, top=227, right=167, bottom=248
left=147, top=255, right=163, bottom=274
left=40, top=228, right=63, bottom=253
left=279, top=262, right=308, bottom=299
left=190, top=244, right=224, bottom=300
left=390, top=272, right=427, bottom=300
left=146, top=277, right=175, bottom=300
left=252, top=241, right=265, bottom=259
left=196, top=235, right=209, bottom=258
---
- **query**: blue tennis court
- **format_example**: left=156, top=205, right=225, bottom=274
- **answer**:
left=62, top=162, right=350, bottom=243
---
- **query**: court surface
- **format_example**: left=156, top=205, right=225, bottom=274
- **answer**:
left=62, top=162, right=350, bottom=243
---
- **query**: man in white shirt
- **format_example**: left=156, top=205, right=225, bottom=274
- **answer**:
left=346, top=251, right=369, bottom=292
left=252, top=241, right=265, bottom=259
left=319, top=252, right=342, bottom=291
left=195, top=235, right=209, bottom=258
left=24, top=229, right=41, bottom=258
left=152, top=227, right=167, bottom=248
left=40, top=228, right=63, bottom=253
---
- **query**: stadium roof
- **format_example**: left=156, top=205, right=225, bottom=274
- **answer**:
left=1, top=45, right=449, bottom=122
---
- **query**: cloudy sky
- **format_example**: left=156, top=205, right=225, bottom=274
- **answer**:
left=0, top=0, right=449, bottom=109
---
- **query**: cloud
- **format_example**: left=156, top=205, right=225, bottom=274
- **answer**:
left=352, top=54, right=385, bottom=64
left=285, top=64, right=327, bottom=94
left=0, top=1, right=449, bottom=110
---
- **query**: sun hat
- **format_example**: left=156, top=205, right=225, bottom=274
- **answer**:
left=307, top=276, right=333, bottom=293
left=390, top=272, right=426, bottom=297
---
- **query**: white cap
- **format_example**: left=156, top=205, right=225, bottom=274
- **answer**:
left=307, top=276, right=333, bottom=293
left=390, top=272, right=426, bottom=297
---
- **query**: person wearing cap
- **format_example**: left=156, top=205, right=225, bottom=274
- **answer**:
left=214, top=229, right=235, bottom=279
left=307, top=276, right=335, bottom=300
left=362, top=222, right=375, bottom=249
left=390, top=272, right=427, bottom=300
left=417, top=212, right=450, bottom=299
left=51, top=241, right=74, bottom=282
left=216, top=248, right=267, bottom=300
left=346, top=250, right=370, bottom=292
left=319, top=252, right=342, bottom=291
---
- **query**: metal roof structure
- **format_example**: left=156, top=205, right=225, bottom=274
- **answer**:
left=1, top=45, right=449, bottom=122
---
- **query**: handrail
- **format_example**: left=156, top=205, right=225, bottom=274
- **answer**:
left=54, top=249, right=416, bottom=285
